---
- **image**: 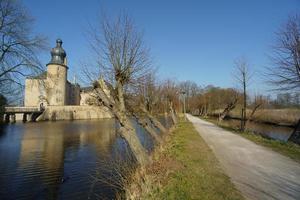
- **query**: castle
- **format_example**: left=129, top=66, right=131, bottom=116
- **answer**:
left=24, top=39, right=84, bottom=107
left=25, top=39, right=93, bottom=107
left=23, top=39, right=112, bottom=121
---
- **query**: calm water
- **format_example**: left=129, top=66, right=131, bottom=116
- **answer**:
left=214, top=118, right=294, bottom=141
left=0, top=118, right=166, bottom=200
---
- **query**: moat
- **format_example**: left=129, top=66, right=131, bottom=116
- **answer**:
left=205, top=116, right=294, bottom=141
left=0, top=119, right=165, bottom=199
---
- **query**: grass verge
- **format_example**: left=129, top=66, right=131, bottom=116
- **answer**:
left=202, top=117, right=300, bottom=163
left=126, top=119, right=244, bottom=200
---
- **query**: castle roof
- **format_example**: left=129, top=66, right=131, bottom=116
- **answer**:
left=47, top=39, right=67, bottom=66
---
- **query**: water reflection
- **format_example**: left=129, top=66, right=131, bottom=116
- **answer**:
left=0, top=119, right=132, bottom=199
left=214, top=118, right=294, bottom=141
left=0, top=116, right=171, bottom=199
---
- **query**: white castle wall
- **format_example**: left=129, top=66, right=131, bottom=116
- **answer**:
left=24, top=79, right=46, bottom=107
left=37, top=105, right=113, bottom=121
left=46, top=64, right=68, bottom=106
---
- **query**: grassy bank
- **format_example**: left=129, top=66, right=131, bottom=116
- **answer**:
left=212, top=108, right=300, bottom=126
left=126, top=119, right=244, bottom=200
left=203, top=117, right=300, bottom=163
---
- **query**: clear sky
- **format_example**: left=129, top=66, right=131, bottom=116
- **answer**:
left=24, top=0, right=299, bottom=93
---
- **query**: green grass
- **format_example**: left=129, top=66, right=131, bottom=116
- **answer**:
left=148, top=119, right=244, bottom=200
left=202, top=117, right=300, bottom=163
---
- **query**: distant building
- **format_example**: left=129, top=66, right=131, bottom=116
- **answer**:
left=24, top=39, right=95, bottom=107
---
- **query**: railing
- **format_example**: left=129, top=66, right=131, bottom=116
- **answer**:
left=4, top=106, right=42, bottom=113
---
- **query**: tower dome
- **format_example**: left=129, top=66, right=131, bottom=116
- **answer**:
left=48, top=39, right=67, bottom=65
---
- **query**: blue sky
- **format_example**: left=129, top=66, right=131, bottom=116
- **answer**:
left=24, top=0, right=299, bottom=93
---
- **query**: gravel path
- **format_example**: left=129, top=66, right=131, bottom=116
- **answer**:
left=187, top=114, right=300, bottom=200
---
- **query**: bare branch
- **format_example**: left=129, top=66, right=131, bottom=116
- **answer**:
left=0, top=0, right=46, bottom=100
left=266, top=14, right=300, bottom=92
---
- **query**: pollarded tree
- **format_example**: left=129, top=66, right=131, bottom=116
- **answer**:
left=0, top=0, right=45, bottom=96
left=86, top=13, right=158, bottom=165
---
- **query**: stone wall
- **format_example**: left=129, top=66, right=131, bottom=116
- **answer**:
left=66, top=82, right=81, bottom=105
left=24, top=79, right=46, bottom=107
left=80, top=91, right=93, bottom=105
left=37, top=105, right=113, bottom=121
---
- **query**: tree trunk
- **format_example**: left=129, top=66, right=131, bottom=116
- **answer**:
left=203, top=104, right=207, bottom=117
left=243, top=74, right=247, bottom=130
left=118, top=115, right=150, bottom=165
left=199, top=106, right=203, bottom=116
left=219, top=98, right=238, bottom=121
left=245, top=103, right=261, bottom=128
left=115, top=111, right=150, bottom=165
left=169, top=101, right=177, bottom=124
left=0, top=106, right=4, bottom=124
left=116, top=80, right=126, bottom=113
left=93, top=81, right=150, bottom=165
left=288, top=119, right=300, bottom=144
left=240, top=109, right=245, bottom=131
left=140, top=106, right=167, bottom=133
left=132, top=113, right=162, bottom=144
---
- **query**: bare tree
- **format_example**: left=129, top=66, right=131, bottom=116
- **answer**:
left=158, top=79, right=179, bottom=124
left=131, top=72, right=169, bottom=133
left=245, top=94, right=265, bottom=126
left=218, top=91, right=239, bottom=121
left=234, top=57, right=252, bottom=131
left=85, top=13, right=161, bottom=165
left=266, top=15, right=300, bottom=143
left=267, top=15, right=300, bottom=91
left=136, top=72, right=157, bottom=114
left=0, top=0, right=46, bottom=97
left=179, top=81, right=195, bottom=113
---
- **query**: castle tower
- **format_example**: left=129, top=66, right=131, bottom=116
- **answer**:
left=46, top=39, right=68, bottom=106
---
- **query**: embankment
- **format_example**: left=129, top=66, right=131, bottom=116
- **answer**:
left=212, top=108, right=300, bottom=127
left=37, top=105, right=113, bottom=121
left=125, top=118, right=244, bottom=200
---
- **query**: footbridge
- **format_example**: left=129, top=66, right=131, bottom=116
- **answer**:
left=3, top=106, right=44, bottom=123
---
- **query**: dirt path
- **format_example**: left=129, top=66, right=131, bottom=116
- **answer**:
left=187, top=114, right=300, bottom=200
